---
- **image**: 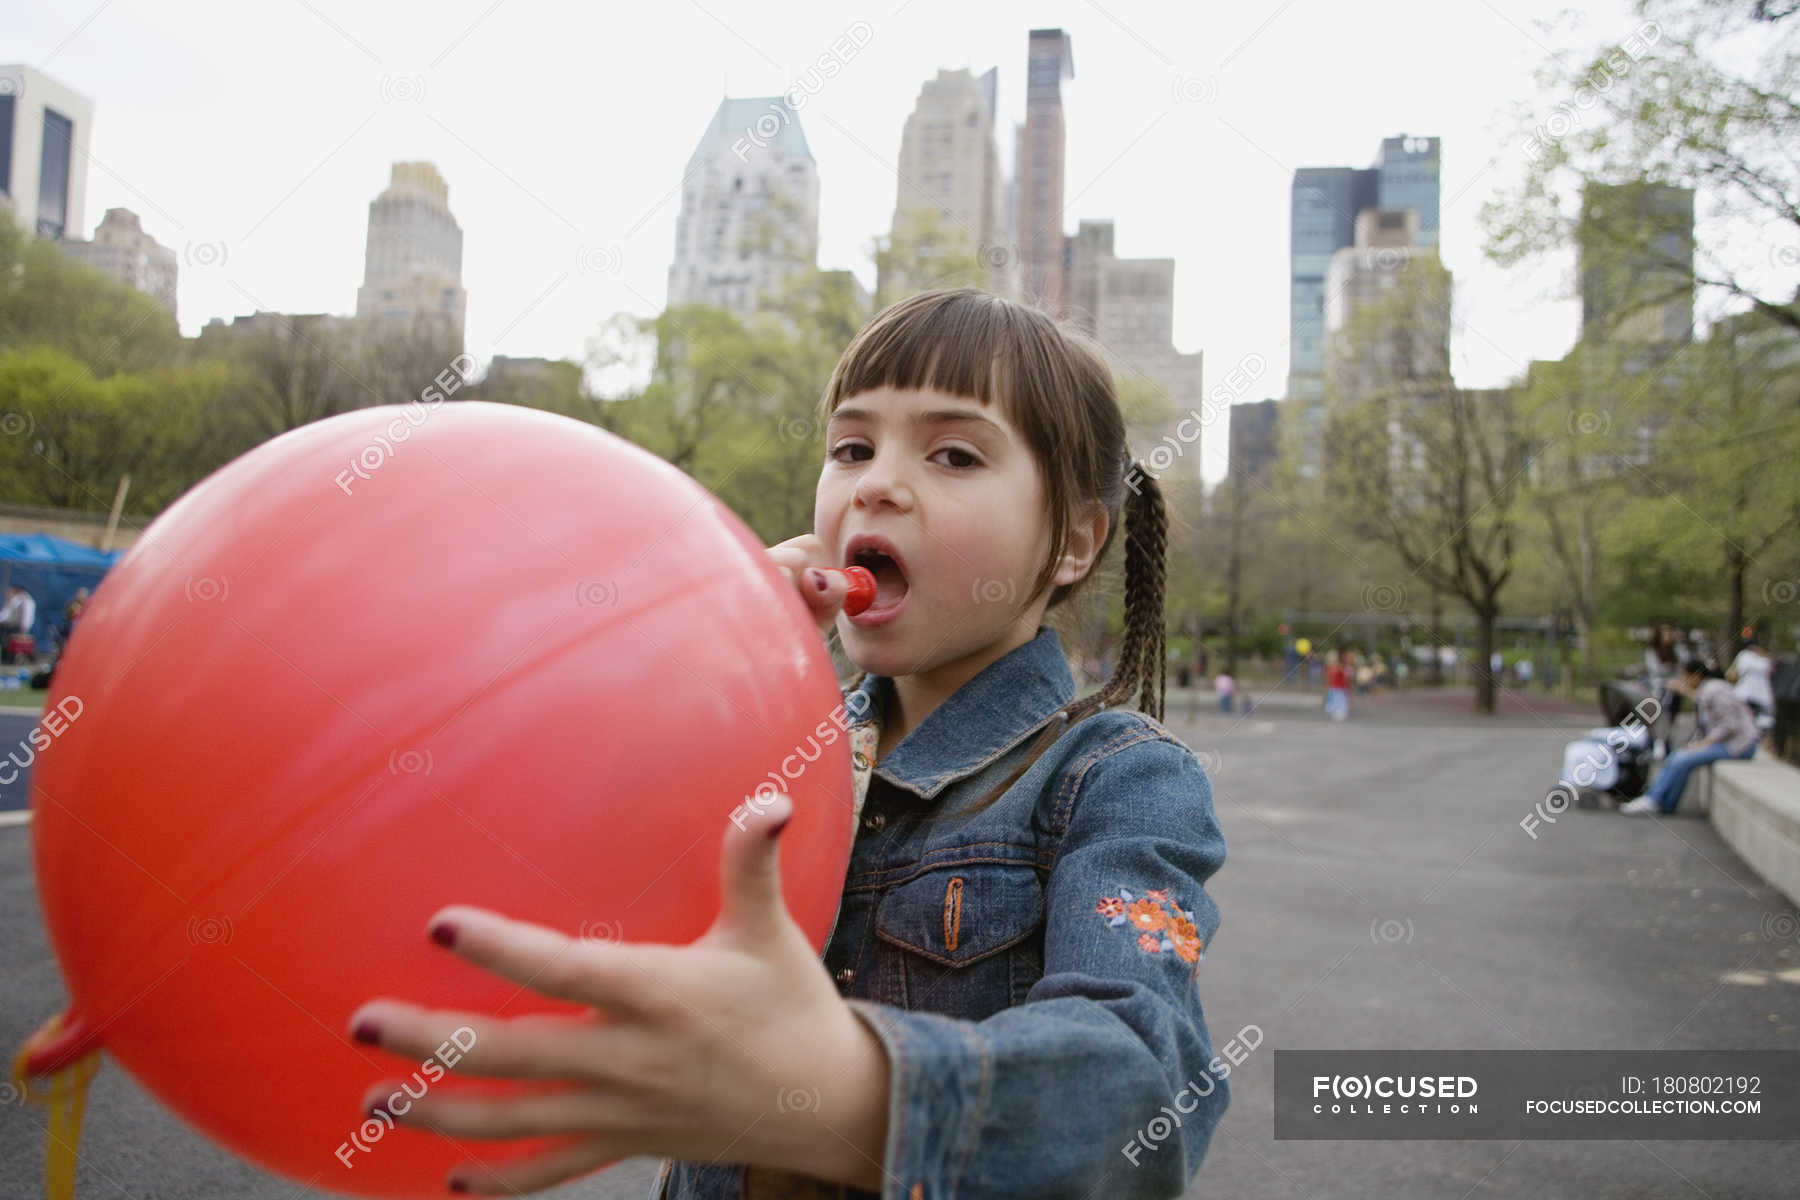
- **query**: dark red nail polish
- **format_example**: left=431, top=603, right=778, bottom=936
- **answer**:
left=767, top=815, right=791, bottom=840
left=808, top=569, right=828, bottom=592
left=367, top=1100, right=387, bottom=1119
left=430, top=922, right=458, bottom=949
left=352, top=1020, right=382, bottom=1046
left=448, top=1179, right=471, bottom=1194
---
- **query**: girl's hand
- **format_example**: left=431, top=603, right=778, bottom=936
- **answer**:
left=766, top=534, right=849, bottom=638
left=344, top=795, right=891, bottom=1194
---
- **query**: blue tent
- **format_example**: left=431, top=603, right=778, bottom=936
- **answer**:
left=0, top=532, right=125, bottom=654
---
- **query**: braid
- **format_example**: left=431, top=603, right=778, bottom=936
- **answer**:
left=1090, top=466, right=1168, bottom=722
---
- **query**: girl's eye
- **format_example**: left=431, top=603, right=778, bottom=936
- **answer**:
left=828, top=443, right=980, bottom=469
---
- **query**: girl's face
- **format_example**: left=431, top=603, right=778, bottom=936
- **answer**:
left=816, top=385, right=1061, bottom=679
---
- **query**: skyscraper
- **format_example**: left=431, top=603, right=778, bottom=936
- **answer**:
left=1286, top=135, right=1440, bottom=469
left=1065, top=219, right=1205, bottom=483
left=1374, top=135, right=1440, bottom=248
left=1288, top=136, right=1440, bottom=395
left=1015, top=29, right=1073, bottom=315
left=1288, top=166, right=1379, bottom=411
left=60, top=207, right=178, bottom=315
left=0, top=64, right=92, bottom=241
left=1322, top=208, right=1452, bottom=408
left=1228, top=399, right=1281, bottom=486
left=354, top=162, right=467, bottom=347
left=884, top=67, right=1007, bottom=299
left=667, top=97, right=820, bottom=316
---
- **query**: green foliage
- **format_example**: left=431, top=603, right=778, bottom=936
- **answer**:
left=584, top=274, right=872, bottom=544
left=0, top=347, right=251, bottom=514
left=1481, top=0, right=1800, bottom=334
left=873, top=208, right=988, bottom=310
left=0, top=218, right=182, bottom=374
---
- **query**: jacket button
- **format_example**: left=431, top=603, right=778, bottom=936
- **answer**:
left=862, top=812, right=886, bottom=832
left=834, top=966, right=856, bottom=987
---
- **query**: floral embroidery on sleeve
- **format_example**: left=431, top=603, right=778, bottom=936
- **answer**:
left=1096, top=887, right=1205, bottom=966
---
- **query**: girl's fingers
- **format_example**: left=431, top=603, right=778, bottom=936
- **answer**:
left=419, top=906, right=669, bottom=1020
left=766, top=535, right=827, bottom=579
left=710, top=789, right=795, bottom=947
left=798, top=568, right=848, bottom=621
left=449, top=1136, right=622, bottom=1195
left=362, top=1078, right=627, bottom=1142
left=347, top=1003, right=622, bottom=1084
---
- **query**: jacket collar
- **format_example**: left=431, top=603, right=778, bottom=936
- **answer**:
left=844, top=625, right=1076, bottom=800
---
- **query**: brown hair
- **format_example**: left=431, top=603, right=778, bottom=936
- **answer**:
left=819, top=288, right=1169, bottom=811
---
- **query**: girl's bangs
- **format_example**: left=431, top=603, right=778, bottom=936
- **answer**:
left=823, top=290, right=1027, bottom=424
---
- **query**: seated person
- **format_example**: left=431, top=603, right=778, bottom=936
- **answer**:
left=1621, top=659, right=1758, bottom=815
left=0, top=584, right=36, bottom=663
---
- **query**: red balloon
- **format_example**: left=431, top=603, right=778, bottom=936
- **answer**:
left=21, top=402, right=854, bottom=1196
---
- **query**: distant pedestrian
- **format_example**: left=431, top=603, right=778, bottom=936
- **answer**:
left=1516, top=657, right=1534, bottom=689
left=1324, top=651, right=1350, bottom=722
left=58, top=587, right=89, bottom=653
left=1297, top=636, right=1317, bottom=685
left=1728, top=635, right=1775, bottom=734
left=1214, top=671, right=1236, bottom=714
left=0, top=584, right=36, bottom=664
left=1645, top=621, right=1688, bottom=757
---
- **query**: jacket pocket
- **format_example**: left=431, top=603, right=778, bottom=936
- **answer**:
left=873, top=862, right=1045, bottom=1019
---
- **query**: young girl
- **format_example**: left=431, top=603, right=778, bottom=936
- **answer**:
left=345, top=289, right=1229, bottom=1198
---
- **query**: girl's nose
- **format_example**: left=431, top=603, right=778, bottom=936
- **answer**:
left=852, top=456, right=914, bottom=511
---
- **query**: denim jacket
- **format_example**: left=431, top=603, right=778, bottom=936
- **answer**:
left=651, top=625, right=1228, bottom=1199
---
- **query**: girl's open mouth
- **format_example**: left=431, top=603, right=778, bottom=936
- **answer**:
left=846, top=542, right=909, bottom=627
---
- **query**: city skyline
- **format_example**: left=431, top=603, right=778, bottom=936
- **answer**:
left=14, top=0, right=1699, bottom=486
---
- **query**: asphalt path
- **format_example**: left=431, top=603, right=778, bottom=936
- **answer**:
left=3, top=690, right=1796, bottom=1198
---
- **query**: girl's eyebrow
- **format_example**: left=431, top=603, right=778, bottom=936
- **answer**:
left=827, top=405, right=1007, bottom=437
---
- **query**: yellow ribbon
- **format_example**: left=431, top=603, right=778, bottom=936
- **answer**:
left=11, top=1013, right=102, bottom=1200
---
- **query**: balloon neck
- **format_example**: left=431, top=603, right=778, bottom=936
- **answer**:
left=16, top=1010, right=99, bottom=1078
left=12, top=1012, right=102, bottom=1200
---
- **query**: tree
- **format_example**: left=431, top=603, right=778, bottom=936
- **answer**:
left=583, top=267, right=872, bottom=544
left=349, top=313, right=469, bottom=411
left=0, top=347, right=252, bottom=514
left=1510, top=350, right=1625, bottom=684
left=0, top=218, right=182, bottom=374
left=1322, top=250, right=1521, bottom=712
left=197, top=315, right=377, bottom=438
left=872, top=208, right=988, bottom=310
left=1605, top=312, right=1800, bottom=656
left=469, top=357, right=601, bottom=425
left=1483, top=0, right=1800, bottom=335
left=1328, top=385, right=1528, bottom=713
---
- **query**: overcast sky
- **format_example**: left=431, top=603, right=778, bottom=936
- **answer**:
left=18, top=0, right=1650, bottom=483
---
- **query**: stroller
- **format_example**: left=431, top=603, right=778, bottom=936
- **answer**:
left=1543, top=680, right=1661, bottom=810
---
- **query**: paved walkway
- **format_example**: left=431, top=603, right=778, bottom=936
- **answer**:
left=1157, top=699, right=1800, bottom=1198
left=3, top=694, right=1796, bottom=1197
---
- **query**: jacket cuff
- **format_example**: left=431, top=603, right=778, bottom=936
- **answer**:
left=844, top=998, right=988, bottom=1200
